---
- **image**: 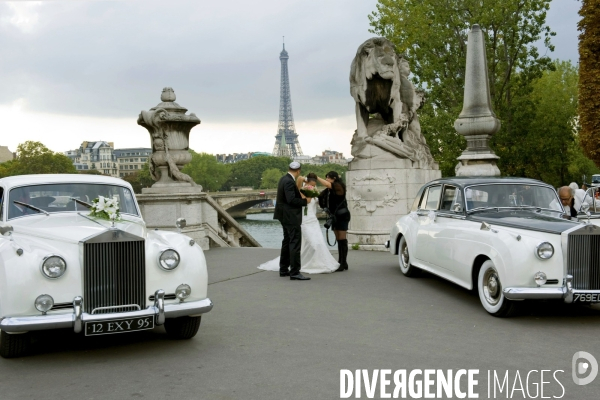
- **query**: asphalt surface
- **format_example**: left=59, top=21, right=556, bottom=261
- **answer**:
left=1, top=248, right=600, bottom=400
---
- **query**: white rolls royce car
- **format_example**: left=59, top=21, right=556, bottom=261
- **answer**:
left=0, top=175, right=213, bottom=357
left=386, top=177, right=600, bottom=317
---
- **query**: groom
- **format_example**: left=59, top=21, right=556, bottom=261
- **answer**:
left=274, top=162, right=311, bottom=281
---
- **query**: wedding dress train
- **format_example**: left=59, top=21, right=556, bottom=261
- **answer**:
left=258, top=200, right=339, bottom=274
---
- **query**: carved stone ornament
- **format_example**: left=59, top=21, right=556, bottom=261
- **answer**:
left=137, top=87, right=201, bottom=188
left=349, top=37, right=436, bottom=169
left=351, top=188, right=400, bottom=214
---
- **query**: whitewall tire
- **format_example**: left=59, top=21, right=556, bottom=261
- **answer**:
left=477, top=260, right=518, bottom=317
left=398, top=236, right=420, bottom=277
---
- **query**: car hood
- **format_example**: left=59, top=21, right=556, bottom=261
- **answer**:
left=468, top=210, right=579, bottom=234
left=9, top=213, right=146, bottom=243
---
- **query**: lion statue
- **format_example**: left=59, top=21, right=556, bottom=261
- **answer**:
left=349, top=37, right=435, bottom=168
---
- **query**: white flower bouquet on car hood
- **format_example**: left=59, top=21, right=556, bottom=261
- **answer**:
left=89, top=195, right=121, bottom=221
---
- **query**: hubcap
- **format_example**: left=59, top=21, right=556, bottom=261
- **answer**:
left=482, top=268, right=501, bottom=306
left=401, top=243, right=409, bottom=267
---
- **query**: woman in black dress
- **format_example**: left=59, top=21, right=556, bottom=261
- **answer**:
left=315, top=171, right=350, bottom=271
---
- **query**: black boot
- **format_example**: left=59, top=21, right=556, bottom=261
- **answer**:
left=341, top=239, right=349, bottom=270
left=335, top=239, right=348, bottom=272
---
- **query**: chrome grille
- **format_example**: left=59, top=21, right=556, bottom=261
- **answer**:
left=567, top=228, right=600, bottom=290
left=83, top=240, right=146, bottom=314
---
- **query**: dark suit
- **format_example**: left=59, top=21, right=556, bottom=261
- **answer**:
left=274, top=173, right=307, bottom=276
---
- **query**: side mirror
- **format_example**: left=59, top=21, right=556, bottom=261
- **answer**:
left=452, top=203, right=463, bottom=213
left=0, top=225, right=13, bottom=236
left=428, top=210, right=437, bottom=222
left=175, top=218, right=187, bottom=233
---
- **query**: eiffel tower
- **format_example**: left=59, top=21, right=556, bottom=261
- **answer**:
left=272, top=41, right=303, bottom=158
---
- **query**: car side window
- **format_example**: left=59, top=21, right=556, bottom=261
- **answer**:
left=440, top=186, right=463, bottom=212
left=0, top=187, right=3, bottom=220
left=422, top=185, right=442, bottom=211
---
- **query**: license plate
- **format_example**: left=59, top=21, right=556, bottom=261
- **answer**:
left=85, top=316, right=154, bottom=336
left=573, top=293, right=600, bottom=303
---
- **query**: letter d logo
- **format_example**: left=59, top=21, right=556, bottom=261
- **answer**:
left=572, top=351, right=598, bottom=386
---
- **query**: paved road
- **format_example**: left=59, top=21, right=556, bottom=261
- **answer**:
left=1, top=248, right=599, bottom=400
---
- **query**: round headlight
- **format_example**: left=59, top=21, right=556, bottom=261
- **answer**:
left=175, top=284, right=191, bottom=300
left=41, top=255, right=67, bottom=279
left=35, top=294, right=54, bottom=313
left=534, top=271, right=548, bottom=286
left=536, top=242, right=554, bottom=260
left=158, top=249, right=180, bottom=270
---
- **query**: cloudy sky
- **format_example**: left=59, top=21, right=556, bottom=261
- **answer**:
left=0, top=0, right=580, bottom=158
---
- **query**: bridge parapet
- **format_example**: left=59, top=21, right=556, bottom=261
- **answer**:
left=136, top=192, right=261, bottom=249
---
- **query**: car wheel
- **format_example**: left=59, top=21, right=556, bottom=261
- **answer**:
left=398, top=236, right=420, bottom=277
left=164, top=316, right=201, bottom=340
left=0, top=331, right=30, bottom=358
left=477, top=260, right=518, bottom=317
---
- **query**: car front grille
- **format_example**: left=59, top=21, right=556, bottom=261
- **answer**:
left=567, top=227, right=600, bottom=290
left=83, top=240, right=146, bottom=314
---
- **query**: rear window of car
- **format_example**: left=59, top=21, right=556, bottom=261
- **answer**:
left=8, top=183, right=138, bottom=220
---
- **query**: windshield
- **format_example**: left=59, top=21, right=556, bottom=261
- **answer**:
left=465, top=184, right=563, bottom=212
left=8, top=183, right=138, bottom=220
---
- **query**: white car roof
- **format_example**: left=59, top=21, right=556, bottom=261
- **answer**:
left=0, top=174, right=134, bottom=191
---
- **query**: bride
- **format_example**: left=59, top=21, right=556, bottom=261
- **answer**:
left=258, top=173, right=339, bottom=274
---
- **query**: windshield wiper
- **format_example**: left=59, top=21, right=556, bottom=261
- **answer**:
left=467, top=207, right=500, bottom=213
left=69, top=197, right=92, bottom=210
left=13, top=201, right=49, bottom=216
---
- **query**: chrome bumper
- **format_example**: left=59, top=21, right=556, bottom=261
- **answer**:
left=503, top=275, right=600, bottom=303
left=0, top=290, right=213, bottom=334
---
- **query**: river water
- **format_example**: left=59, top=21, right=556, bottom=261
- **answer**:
left=235, top=213, right=337, bottom=249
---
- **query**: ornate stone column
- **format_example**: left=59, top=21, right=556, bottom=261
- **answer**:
left=454, top=24, right=501, bottom=176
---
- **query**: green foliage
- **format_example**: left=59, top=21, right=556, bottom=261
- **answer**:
left=122, top=162, right=155, bottom=194
left=0, top=141, right=77, bottom=177
left=496, top=61, right=579, bottom=186
left=351, top=243, right=360, bottom=250
left=369, top=0, right=556, bottom=176
left=260, top=168, right=284, bottom=189
left=181, top=151, right=231, bottom=192
left=225, top=156, right=291, bottom=189
left=578, top=0, right=600, bottom=166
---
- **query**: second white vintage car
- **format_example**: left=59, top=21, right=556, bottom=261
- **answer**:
left=0, top=174, right=213, bottom=358
left=387, top=177, right=600, bottom=317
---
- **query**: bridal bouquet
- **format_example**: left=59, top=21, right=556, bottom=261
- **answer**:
left=89, top=195, right=121, bottom=221
left=301, top=184, right=320, bottom=215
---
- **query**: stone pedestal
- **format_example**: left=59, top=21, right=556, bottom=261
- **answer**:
left=137, top=187, right=210, bottom=250
left=347, top=158, right=440, bottom=251
left=137, top=187, right=262, bottom=250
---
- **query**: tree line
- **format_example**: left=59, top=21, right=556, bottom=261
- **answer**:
left=0, top=143, right=347, bottom=194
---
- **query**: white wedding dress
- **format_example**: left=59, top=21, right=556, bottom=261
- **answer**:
left=258, top=200, right=340, bottom=274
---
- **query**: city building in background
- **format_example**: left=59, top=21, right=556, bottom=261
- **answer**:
left=215, top=152, right=271, bottom=164
left=65, top=141, right=118, bottom=176
left=312, top=150, right=350, bottom=166
left=64, top=142, right=150, bottom=177
left=272, top=41, right=304, bottom=157
left=0, top=146, right=16, bottom=163
left=114, top=148, right=152, bottom=177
